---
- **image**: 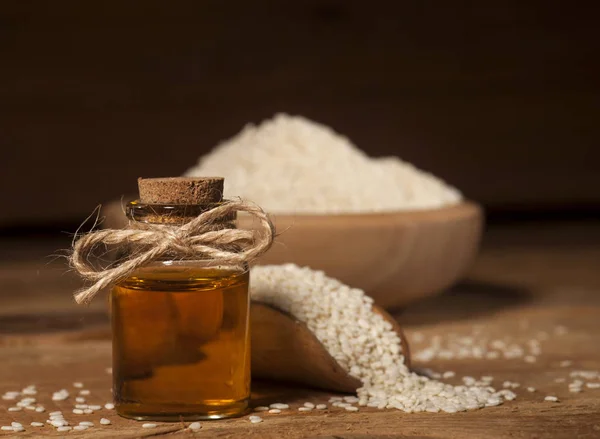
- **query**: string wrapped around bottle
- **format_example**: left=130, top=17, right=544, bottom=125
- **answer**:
left=70, top=177, right=275, bottom=304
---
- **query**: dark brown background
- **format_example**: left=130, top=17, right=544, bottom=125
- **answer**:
left=1, top=1, right=598, bottom=228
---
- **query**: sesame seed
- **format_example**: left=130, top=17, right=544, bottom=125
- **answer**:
left=35, top=406, right=45, bottom=413
left=586, top=383, right=600, bottom=389
left=89, top=405, right=102, bottom=410
left=75, top=397, right=86, bottom=403
left=79, top=421, right=94, bottom=427
left=298, top=407, right=312, bottom=412
left=74, top=425, right=88, bottom=431
left=100, top=418, right=111, bottom=425
left=345, top=406, right=359, bottom=412
left=269, top=403, right=289, bottom=410
left=1, top=426, right=14, bottom=431
left=544, top=396, right=559, bottom=402
left=73, top=409, right=84, bottom=414
left=57, top=426, right=72, bottom=431
left=51, top=420, right=68, bottom=427
left=303, top=402, right=315, bottom=408
left=249, top=417, right=263, bottom=424
left=443, top=371, right=456, bottom=379
left=73, top=382, right=84, bottom=388
left=104, top=403, right=115, bottom=410
left=49, top=411, right=62, bottom=416
left=316, top=404, right=327, bottom=410
left=31, top=422, right=44, bottom=427
left=84, top=409, right=94, bottom=414
left=189, top=422, right=201, bottom=430
left=142, top=423, right=157, bottom=428
left=79, top=389, right=91, bottom=396
left=8, top=407, right=22, bottom=412
left=527, top=387, right=536, bottom=392
left=11, top=422, right=23, bottom=428
left=75, top=404, right=88, bottom=409
left=268, top=409, right=281, bottom=414
left=254, top=406, right=269, bottom=412
left=24, top=405, right=36, bottom=411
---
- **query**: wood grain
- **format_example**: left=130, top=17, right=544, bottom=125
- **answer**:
left=1, top=222, right=600, bottom=438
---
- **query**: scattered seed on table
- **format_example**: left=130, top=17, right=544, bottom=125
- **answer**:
left=24, top=405, right=36, bottom=411
left=75, top=397, right=86, bottom=403
left=73, top=409, right=84, bottom=414
left=89, top=405, right=102, bottom=410
left=73, top=382, right=84, bottom=388
left=544, top=396, right=559, bottom=402
left=49, top=411, right=62, bottom=416
left=254, top=406, right=269, bottom=412
left=189, top=422, right=201, bottom=430
left=8, top=407, right=22, bottom=412
left=35, top=406, right=45, bottom=413
left=248, top=416, right=263, bottom=424
left=75, top=404, right=87, bottom=409
left=51, top=420, right=68, bottom=427
left=268, top=409, right=281, bottom=414
left=316, top=404, right=327, bottom=410
left=79, top=390, right=91, bottom=396
left=104, top=403, right=115, bottom=410
left=328, top=397, right=342, bottom=402
left=1, top=426, right=14, bottom=431
left=79, top=421, right=94, bottom=427
left=442, top=371, right=455, bottom=379
left=587, top=383, right=600, bottom=389
left=527, top=387, right=536, bottom=392
left=269, top=403, right=289, bottom=410
left=74, top=425, right=88, bottom=431
left=303, top=402, right=315, bottom=408
left=100, top=418, right=111, bottom=425
left=298, top=407, right=312, bottom=412
left=84, top=409, right=94, bottom=414
left=344, top=396, right=359, bottom=403
left=31, top=422, right=44, bottom=427
left=345, top=406, right=359, bottom=412
left=142, top=423, right=157, bottom=428
left=57, top=426, right=72, bottom=431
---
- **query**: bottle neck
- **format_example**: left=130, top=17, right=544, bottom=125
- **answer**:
left=126, top=200, right=237, bottom=226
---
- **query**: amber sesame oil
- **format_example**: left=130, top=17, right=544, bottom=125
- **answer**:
left=111, top=263, right=250, bottom=421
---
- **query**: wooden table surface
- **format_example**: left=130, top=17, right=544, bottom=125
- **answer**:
left=1, top=221, right=600, bottom=438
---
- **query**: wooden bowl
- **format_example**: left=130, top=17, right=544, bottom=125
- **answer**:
left=102, top=200, right=482, bottom=309
left=239, top=202, right=483, bottom=309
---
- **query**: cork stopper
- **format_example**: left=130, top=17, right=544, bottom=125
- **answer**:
left=138, top=177, right=224, bottom=205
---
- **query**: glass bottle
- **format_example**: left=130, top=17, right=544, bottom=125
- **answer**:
left=110, top=177, right=250, bottom=421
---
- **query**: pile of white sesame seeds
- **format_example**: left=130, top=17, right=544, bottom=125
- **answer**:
left=250, top=264, right=514, bottom=413
left=184, top=113, right=462, bottom=214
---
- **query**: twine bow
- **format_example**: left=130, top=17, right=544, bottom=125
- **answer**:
left=70, top=200, right=274, bottom=304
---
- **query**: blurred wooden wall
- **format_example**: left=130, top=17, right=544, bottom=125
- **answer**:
left=1, top=1, right=598, bottom=226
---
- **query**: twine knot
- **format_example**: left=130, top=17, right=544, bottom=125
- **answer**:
left=70, top=200, right=274, bottom=304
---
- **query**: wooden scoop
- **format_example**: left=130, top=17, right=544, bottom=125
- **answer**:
left=251, top=302, right=410, bottom=393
